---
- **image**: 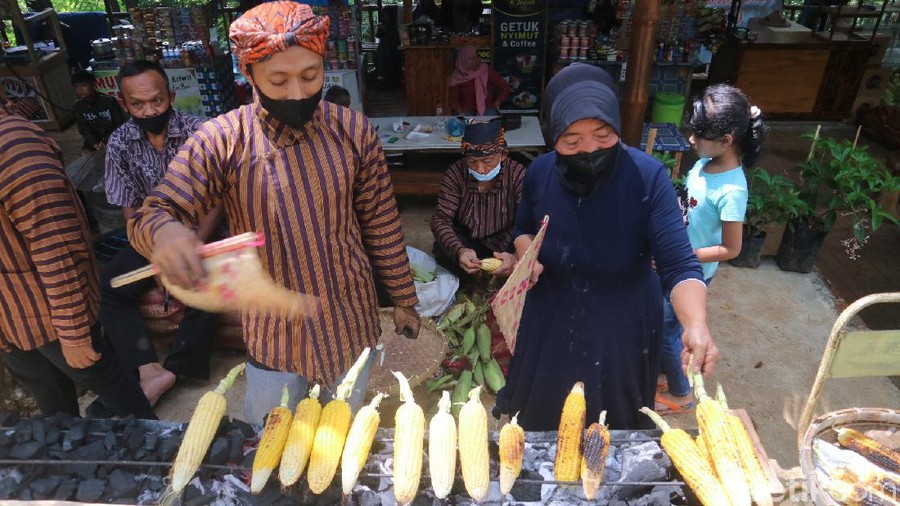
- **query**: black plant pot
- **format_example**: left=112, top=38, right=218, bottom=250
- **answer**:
left=730, top=230, right=767, bottom=268
left=776, top=221, right=828, bottom=273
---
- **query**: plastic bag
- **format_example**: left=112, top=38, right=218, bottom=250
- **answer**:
left=407, top=246, right=459, bottom=317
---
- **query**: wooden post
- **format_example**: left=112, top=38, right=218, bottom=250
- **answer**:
left=403, top=0, right=412, bottom=25
left=621, top=0, right=660, bottom=147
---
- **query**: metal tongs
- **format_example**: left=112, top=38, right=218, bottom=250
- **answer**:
left=109, top=232, right=266, bottom=289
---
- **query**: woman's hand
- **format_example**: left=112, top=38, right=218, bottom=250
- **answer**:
left=457, top=248, right=481, bottom=274
left=490, top=251, right=516, bottom=277
left=681, top=324, right=720, bottom=376
left=527, top=260, right=544, bottom=288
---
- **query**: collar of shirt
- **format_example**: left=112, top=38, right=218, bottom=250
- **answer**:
left=255, top=101, right=327, bottom=150
left=121, top=109, right=193, bottom=144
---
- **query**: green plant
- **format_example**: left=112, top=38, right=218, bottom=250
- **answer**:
left=652, top=151, right=677, bottom=172
left=744, top=167, right=808, bottom=236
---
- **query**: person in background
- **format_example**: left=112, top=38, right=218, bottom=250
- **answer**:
left=127, top=1, right=421, bottom=425
left=656, top=84, right=767, bottom=414
left=440, top=0, right=484, bottom=32
left=431, top=120, right=524, bottom=279
left=493, top=64, right=719, bottom=430
left=448, top=45, right=510, bottom=116
left=324, top=85, right=352, bottom=108
left=101, top=60, right=223, bottom=407
left=375, top=5, right=403, bottom=89
left=413, top=0, right=442, bottom=25
left=0, top=105, right=155, bottom=420
left=72, top=70, right=126, bottom=156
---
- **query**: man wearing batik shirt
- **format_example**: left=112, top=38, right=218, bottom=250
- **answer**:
left=0, top=107, right=155, bottom=420
left=128, top=1, right=420, bottom=424
left=102, top=60, right=223, bottom=406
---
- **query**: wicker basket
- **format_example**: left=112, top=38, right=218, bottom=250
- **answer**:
left=798, top=407, right=900, bottom=505
left=367, top=308, right=448, bottom=397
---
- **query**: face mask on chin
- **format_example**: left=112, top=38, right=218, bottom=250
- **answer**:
left=256, top=86, right=323, bottom=130
left=555, top=143, right=622, bottom=196
left=133, top=106, right=173, bottom=135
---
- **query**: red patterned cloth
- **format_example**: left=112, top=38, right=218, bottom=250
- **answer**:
left=229, top=1, right=330, bottom=65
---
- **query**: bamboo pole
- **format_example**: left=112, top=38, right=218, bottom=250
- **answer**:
left=645, top=128, right=658, bottom=155
left=621, top=0, right=660, bottom=146
left=806, top=124, right=822, bottom=163
left=852, top=125, right=862, bottom=149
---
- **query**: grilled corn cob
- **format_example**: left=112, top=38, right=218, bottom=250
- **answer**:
left=716, top=385, right=773, bottom=506
left=696, top=431, right=716, bottom=476
left=393, top=371, right=425, bottom=505
left=308, top=348, right=371, bottom=494
left=693, top=374, right=750, bottom=506
left=499, top=412, right=525, bottom=495
left=279, top=384, right=322, bottom=487
left=161, top=363, right=245, bottom=505
left=458, top=386, right=490, bottom=501
left=251, top=385, right=293, bottom=494
left=826, top=468, right=899, bottom=506
left=581, top=410, right=610, bottom=500
left=555, top=381, right=586, bottom=483
left=341, top=393, right=385, bottom=495
left=815, top=438, right=900, bottom=501
left=641, top=407, right=731, bottom=506
left=480, top=257, right=503, bottom=271
left=429, top=391, right=457, bottom=499
left=838, top=427, right=900, bottom=475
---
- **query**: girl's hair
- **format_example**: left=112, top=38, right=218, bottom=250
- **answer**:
left=689, top=84, right=768, bottom=168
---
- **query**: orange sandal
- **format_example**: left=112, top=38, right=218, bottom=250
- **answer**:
left=655, top=393, right=694, bottom=415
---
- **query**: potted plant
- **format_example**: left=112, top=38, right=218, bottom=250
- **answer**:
left=776, top=129, right=900, bottom=273
left=730, top=167, right=808, bottom=268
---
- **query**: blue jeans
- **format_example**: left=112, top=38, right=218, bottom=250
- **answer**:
left=660, top=277, right=712, bottom=397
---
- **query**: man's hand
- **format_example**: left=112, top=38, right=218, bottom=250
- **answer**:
left=458, top=248, right=481, bottom=274
left=151, top=222, right=206, bottom=289
left=61, top=342, right=101, bottom=369
left=394, top=305, right=421, bottom=339
left=527, top=260, right=544, bottom=289
left=681, top=324, right=720, bottom=377
left=490, top=251, right=516, bottom=277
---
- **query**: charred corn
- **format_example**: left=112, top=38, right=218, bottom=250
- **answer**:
left=279, top=384, right=322, bottom=487
left=480, top=258, right=503, bottom=271
left=581, top=411, right=610, bottom=500
left=393, top=371, right=425, bottom=505
left=715, top=386, right=772, bottom=506
left=428, top=391, right=457, bottom=499
left=838, top=427, right=900, bottom=475
left=308, top=348, right=371, bottom=494
left=163, top=363, right=245, bottom=503
left=641, top=408, right=731, bottom=506
left=555, top=381, right=586, bottom=483
left=458, top=386, right=490, bottom=501
left=826, top=468, right=898, bottom=506
left=499, top=412, right=525, bottom=495
left=693, top=374, right=750, bottom=506
left=341, top=393, right=385, bottom=495
left=251, top=385, right=293, bottom=494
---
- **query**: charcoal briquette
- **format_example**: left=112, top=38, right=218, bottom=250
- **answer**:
left=75, top=478, right=106, bottom=503
left=10, top=441, right=44, bottom=460
left=207, top=437, right=229, bottom=466
left=14, top=424, right=32, bottom=443
left=53, top=478, right=77, bottom=500
left=228, top=432, right=244, bottom=463
left=44, top=427, right=60, bottom=445
left=231, top=418, right=255, bottom=439
left=509, top=469, right=542, bottom=502
left=70, top=439, right=106, bottom=461
left=70, top=463, right=98, bottom=480
left=31, top=420, right=46, bottom=444
left=184, top=492, right=218, bottom=506
left=106, top=468, right=139, bottom=499
left=61, top=422, right=87, bottom=451
left=19, top=488, right=32, bottom=500
left=159, top=436, right=181, bottom=462
left=125, top=428, right=145, bottom=452
left=0, top=476, right=20, bottom=499
left=28, top=475, right=61, bottom=496
left=104, top=431, right=118, bottom=452
left=143, top=432, right=158, bottom=451
left=183, top=482, right=203, bottom=501
left=0, top=412, right=19, bottom=427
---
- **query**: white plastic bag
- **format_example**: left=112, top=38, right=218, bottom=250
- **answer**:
left=407, top=246, right=459, bottom=317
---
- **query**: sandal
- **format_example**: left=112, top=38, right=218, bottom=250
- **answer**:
left=655, top=393, right=694, bottom=415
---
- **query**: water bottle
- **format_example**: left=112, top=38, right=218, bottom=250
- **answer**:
left=435, top=102, right=445, bottom=130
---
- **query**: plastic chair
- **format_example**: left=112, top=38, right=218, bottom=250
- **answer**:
left=796, top=292, right=900, bottom=448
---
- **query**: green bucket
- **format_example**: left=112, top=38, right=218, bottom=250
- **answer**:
left=651, top=92, right=686, bottom=124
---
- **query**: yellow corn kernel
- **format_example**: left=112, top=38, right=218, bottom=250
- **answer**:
left=428, top=391, right=457, bottom=500
left=499, top=412, right=525, bottom=495
left=480, top=258, right=503, bottom=271
left=695, top=431, right=716, bottom=477
left=279, top=384, right=322, bottom=487
left=581, top=410, right=609, bottom=500
left=393, top=371, right=425, bottom=505
left=555, top=381, right=586, bottom=483
left=641, top=408, right=731, bottom=506
left=458, top=386, right=490, bottom=501
left=341, top=393, right=385, bottom=495
left=251, top=385, right=293, bottom=494
left=717, top=385, right=772, bottom=506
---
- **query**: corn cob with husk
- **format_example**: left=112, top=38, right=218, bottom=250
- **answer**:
left=716, top=385, right=773, bottom=506
left=499, top=412, right=525, bottom=495
left=641, top=407, right=732, bottom=506
left=393, top=371, right=425, bottom=505
left=251, top=385, right=293, bottom=494
left=428, top=391, right=457, bottom=499
left=696, top=431, right=716, bottom=476
left=279, top=384, right=322, bottom=487
left=555, top=381, right=586, bottom=483
left=581, top=410, right=610, bottom=500
left=308, top=348, right=371, bottom=494
left=341, top=392, right=385, bottom=495
left=458, top=386, right=490, bottom=501
left=837, top=427, right=900, bottom=475
left=692, top=373, right=750, bottom=506
left=160, top=363, right=245, bottom=505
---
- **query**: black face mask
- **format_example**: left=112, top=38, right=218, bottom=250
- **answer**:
left=555, top=143, right=622, bottom=196
left=133, top=106, right=173, bottom=135
left=257, top=86, right=323, bottom=130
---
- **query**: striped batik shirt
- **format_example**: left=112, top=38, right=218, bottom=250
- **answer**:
left=130, top=101, right=418, bottom=384
left=431, top=158, right=526, bottom=259
left=0, top=113, right=100, bottom=351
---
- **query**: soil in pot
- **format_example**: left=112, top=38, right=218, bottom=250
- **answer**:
left=776, top=221, right=828, bottom=273
left=730, top=229, right=767, bottom=268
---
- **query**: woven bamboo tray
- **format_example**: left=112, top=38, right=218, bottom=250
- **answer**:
left=799, top=407, right=900, bottom=505
left=367, top=308, right=448, bottom=397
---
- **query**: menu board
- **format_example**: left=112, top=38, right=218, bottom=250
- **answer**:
left=492, top=0, right=547, bottom=113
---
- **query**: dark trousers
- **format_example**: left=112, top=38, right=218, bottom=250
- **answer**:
left=0, top=326, right=157, bottom=419
left=100, top=245, right=214, bottom=379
